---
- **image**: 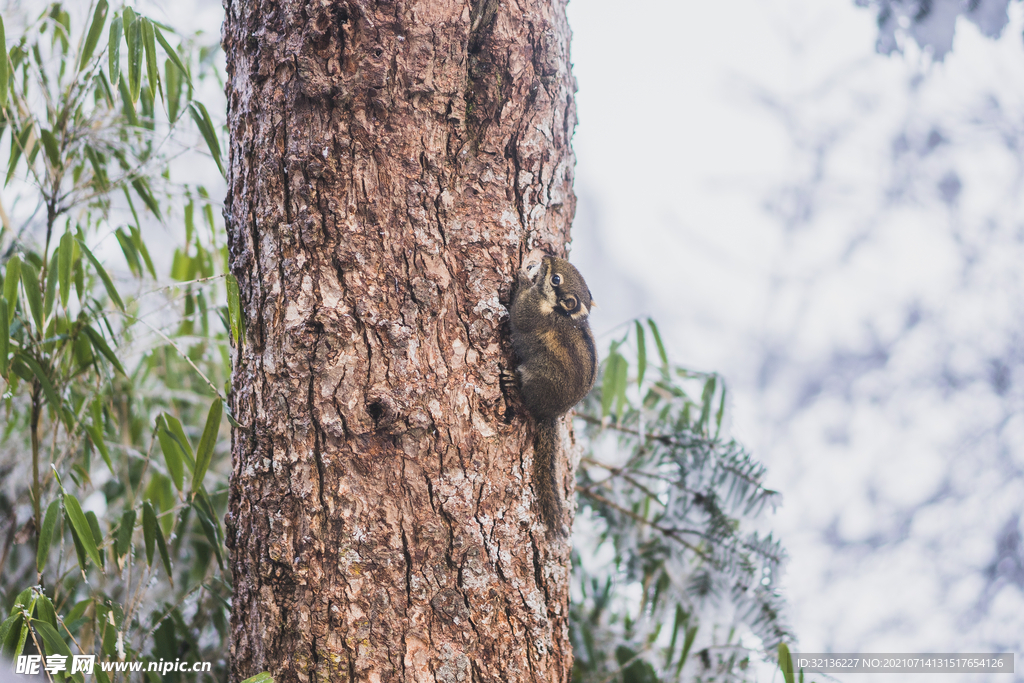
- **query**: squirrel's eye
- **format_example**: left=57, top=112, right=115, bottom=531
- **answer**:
left=562, top=296, right=578, bottom=311
left=551, top=274, right=562, bottom=286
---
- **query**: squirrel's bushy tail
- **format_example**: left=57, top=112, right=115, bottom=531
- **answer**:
left=533, top=417, right=565, bottom=537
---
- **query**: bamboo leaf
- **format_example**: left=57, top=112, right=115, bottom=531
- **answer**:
left=36, top=499, right=60, bottom=572
left=142, top=501, right=156, bottom=565
left=155, top=510, right=173, bottom=585
left=154, top=25, right=190, bottom=87
left=156, top=415, right=185, bottom=491
left=0, top=16, right=7, bottom=109
left=77, top=238, right=125, bottom=311
left=17, top=353, right=61, bottom=418
left=226, top=272, right=241, bottom=345
left=43, top=251, right=57, bottom=322
left=128, top=225, right=157, bottom=277
left=115, top=227, right=142, bottom=276
left=63, top=491, right=103, bottom=570
left=613, top=351, right=629, bottom=418
left=141, top=18, right=160, bottom=101
left=82, top=324, right=126, bottom=376
left=0, top=614, right=24, bottom=660
left=108, top=14, right=122, bottom=86
left=162, top=412, right=195, bottom=469
left=635, top=319, right=647, bottom=388
left=165, top=57, right=181, bottom=122
left=124, top=8, right=142, bottom=102
left=20, top=260, right=42, bottom=331
left=647, top=317, right=669, bottom=371
left=189, top=102, right=224, bottom=176
left=79, top=0, right=108, bottom=71
left=39, top=129, right=59, bottom=169
left=193, top=492, right=224, bottom=569
left=3, top=254, right=20, bottom=322
left=5, top=126, right=31, bottom=186
left=601, top=352, right=625, bottom=419
left=0, top=300, right=7, bottom=379
left=779, top=643, right=795, bottom=683
left=698, top=376, right=716, bottom=434
left=192, top=399, right=222, bottom=490
left=715, top=383, right=727, bottom=437
left=115, top=508, right=135, bottom=560
left=131, top=177, right=161, bottom=220
left=58, top=230, right=72, bottom=308
left=31, top=619, right=72, bottom=659
left=85, top=510, right=104, bottom=569
left=89, top=400, right=113, bottom=473
left=675, top=625, right=698, bottom=677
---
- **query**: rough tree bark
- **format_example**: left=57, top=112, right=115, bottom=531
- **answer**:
left=222, top=0, right=578, bottom=681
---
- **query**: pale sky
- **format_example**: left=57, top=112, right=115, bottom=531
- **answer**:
left=570, top=0, right=1024, bottom=674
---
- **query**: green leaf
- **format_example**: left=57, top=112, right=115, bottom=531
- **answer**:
left=39, top=129, right=60, bottom=169
left=142, top=501, right=157, bottom=565
left=116, top=227, right=142, bottom=276
left=162, top=412, right=195, bottom=469
left=128, top=225, right=157, bottom=277
left=779, top=643, right=795, bottom=683
left=698, top=376, right=716, bottom=434
left=89, top=399, right=113, bottom=473
left=241, top=674, right=274, bottom=683
left=0, top=15, right=8, bottom=109
left=32, top=619, right=72, bottom=658
left=675, top=625, right=698, bottom=676
left=192, top=398, right=222, bottom=490
left=36, top=499, right=60, bottom=572
left=165, top=56, right=181, bottom=122
left=715, top=383, right=727, bottom=437
left=58, top=230, right=72, bottom=308
left=634, top=319, right=647, bottom=388
left=43, top=251, right=58, bottom=322
left=156, top=415, right=185, bottom=491
left=0, top=300, right=7, bottom=379
left=108, top=14, right=122, bottom=86
left=77, top=238, right=125, bottom=311
left=155, top=510, right=173, bottom=585
left=647, top=317, right=669, bottom=370
left=82, top=324, right=126, bottom=376
left=601, top=351, right=625, bottom=419
left=154, top=24, right=191, bottom=86
left=124, top=8, right=142, bottom=102
left=190, top=102, right=225, bottom=177
left=193, top=492, right=224, bottom=570
left=613, top=350, right=629, bottom=417
left=5, top=125, right=32, bottom=186
left=226, top=272, right=241, bottom=345
left=17, top=353, right=61, bottom=418
left=3, top=254, right=20, bottom=322
left=141, top=18, right=160, bottom=101
left=80, top=0, right=108, bottom=71
left=131, top=177, right=161, bottom=220
left=63, top=491, right=103, bottom=570
left=0, top=614, right=24, bottom=660
left=85, top=510, right=105, bottom=568
left=115, top=508, right=136, bottom=560
left=20, top=259, right=43, bottom=331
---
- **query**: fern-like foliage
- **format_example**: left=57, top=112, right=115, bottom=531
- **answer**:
left=571, top=319, right=794, bottom=683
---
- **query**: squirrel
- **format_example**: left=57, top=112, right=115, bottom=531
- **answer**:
left=507, top=255, right=597, bottom=537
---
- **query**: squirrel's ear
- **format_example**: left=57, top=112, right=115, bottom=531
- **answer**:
left=590, top=299, right=597, bottom=308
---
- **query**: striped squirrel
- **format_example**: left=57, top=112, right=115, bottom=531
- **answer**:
left=507, top=255, right=597, bottom=537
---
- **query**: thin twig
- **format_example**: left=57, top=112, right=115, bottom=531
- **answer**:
left=577, top=488, right=713, bottom=563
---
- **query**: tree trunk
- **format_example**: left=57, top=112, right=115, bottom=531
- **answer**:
left=221, top=0, right=578, bottom=681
